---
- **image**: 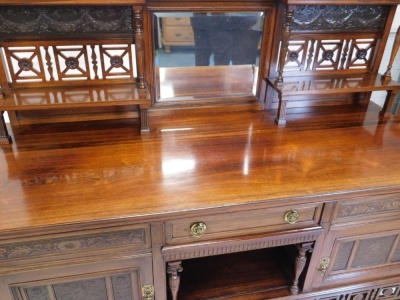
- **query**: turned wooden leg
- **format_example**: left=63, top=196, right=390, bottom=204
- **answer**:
left=379, top=90, right=399, bottom=119
left=0, top=111, right=12, bottom=144
left=276, top=7, right=294, bottom=83
left=275, top=96, right=288, bottom=126
left=382, top=26, right=400, bottom=82
left=133, top=8, right=146, bottom=89
left=167, top=261, right=183, bottom=300
left=290, top=242, right=314, bottom=295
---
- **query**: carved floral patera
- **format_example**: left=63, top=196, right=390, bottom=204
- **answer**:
left=292, top=5, right=389, bottom=31
left=0, top=229, right=146, bottom=261
left=338, top=198, right=400, bottom=218
left=0, top=6, right=133, bottom=37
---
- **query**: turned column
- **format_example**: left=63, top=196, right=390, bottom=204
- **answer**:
left=167, top=261, right=183, bottom=300
left=381, top=26, right=400, bottom=82
left=133, top=6, right=146, bottom=89
left=276, top=6, right=295, bottom=83
left=290, top=242, right=314, bottom=295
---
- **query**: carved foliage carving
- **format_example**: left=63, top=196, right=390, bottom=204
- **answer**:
left=0, top=229, right=146, bottom=261
left=338, top=198, right=400, bottom=218
left=0, top=6, right=133, bottom=37
left=292, top=5, right=389, bottom=31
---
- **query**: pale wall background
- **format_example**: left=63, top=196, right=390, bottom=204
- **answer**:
left=372, top=5, right=400, bottom=106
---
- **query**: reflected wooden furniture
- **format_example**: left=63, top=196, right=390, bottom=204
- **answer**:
left=266, top=3, right=400, bottom=125
left=157, top=65, right=257, bottom=101
left=161, top=17, right=194, bottom=53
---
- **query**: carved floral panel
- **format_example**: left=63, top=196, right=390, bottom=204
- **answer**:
left=292, top=5, right=389, bottom=31
left=0, top=228, right=147, bottom=261
left=0, top=6, right=133, bottom=37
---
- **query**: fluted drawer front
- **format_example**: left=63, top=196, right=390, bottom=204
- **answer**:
left=165, top=203, right=323, bottom=245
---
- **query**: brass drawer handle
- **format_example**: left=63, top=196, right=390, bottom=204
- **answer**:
left=190, top=222, right=207, bottom=237
left=284, top=209, right=299, bottom=224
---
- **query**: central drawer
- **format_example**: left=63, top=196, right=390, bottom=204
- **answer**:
left=165, top=203, right=324, bottom=245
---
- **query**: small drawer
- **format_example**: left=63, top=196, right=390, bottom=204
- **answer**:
left=165, top=203, right=323, bottom=245
left=332, top=193, right=400, bottom=225
left=163, top=17, right=192, bottom=26
left=163, top=27, right=194, bottom=42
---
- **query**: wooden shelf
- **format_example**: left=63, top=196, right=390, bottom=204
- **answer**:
left=170, top=247, right=294, bottom=300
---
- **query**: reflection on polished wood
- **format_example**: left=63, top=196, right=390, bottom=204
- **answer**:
left=157, top=65, right=257, bottom=101
left=1, top=102, right=399, bottom=233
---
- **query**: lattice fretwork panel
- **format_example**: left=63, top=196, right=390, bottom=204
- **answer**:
left=331, top=232, right=400, bottom=273
left=347, top=38, right=377, bottom=70
left=11, top=271, right=138, bottom=300
left=282, top=36, right=379, bottom=74
left=1, top=40, right=137, bottom=88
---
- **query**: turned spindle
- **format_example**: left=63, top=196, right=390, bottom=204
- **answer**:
left=382, top=26, right=400, bottom=82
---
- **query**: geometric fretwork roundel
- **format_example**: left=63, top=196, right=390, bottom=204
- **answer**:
left=110, top=56, right=123, bottom=68
left=65, top=57, right=79, bottom=69
left=356, top=49, right=368, bottom=60
left=323, top=50, right=334, bottom=61
left=18, top=58, right=33, bottom=71
left=353, top=294, right=364, bottom=300
left=288, top=51, right=299, bottom=62
left=382, top=288, right=392, bottom=297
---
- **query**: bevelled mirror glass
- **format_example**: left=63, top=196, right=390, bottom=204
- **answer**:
left=153, top=12, right=265, bottom=102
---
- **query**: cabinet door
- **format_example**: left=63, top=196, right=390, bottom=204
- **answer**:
left=312, top=220, right=400, bottom=289
left=0, top=255, right=154, bottom=300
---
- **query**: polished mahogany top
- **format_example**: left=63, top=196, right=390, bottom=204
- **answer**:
left=1, top=103, right=400, bottom=236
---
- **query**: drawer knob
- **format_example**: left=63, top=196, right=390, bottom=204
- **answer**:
left=190, top=222, right=207, bottom=237
left=284, top=209, right=299, bottom=224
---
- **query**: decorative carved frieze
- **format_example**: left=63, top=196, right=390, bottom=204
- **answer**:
left=338, top=198, right=400, bottom=218
left=313, top=282, right=400, bottom=300
left=0, top=229, right=147, bottom=261
left=0, top=6, right=133, bottom=38
left=291, top=5, right=389, bottom=31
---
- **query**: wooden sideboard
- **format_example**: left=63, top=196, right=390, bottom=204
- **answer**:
left=1, top=103, right=400, bottom=300
left=1, top=0, right=400, bottom=300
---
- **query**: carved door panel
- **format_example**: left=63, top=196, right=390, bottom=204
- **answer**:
left=312, top=220, right=400, bottom=290
left=0, top=255, right=154, bottom=300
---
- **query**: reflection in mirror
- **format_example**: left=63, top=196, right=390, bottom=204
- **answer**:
left=154, top=12, right=264, bottom=102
